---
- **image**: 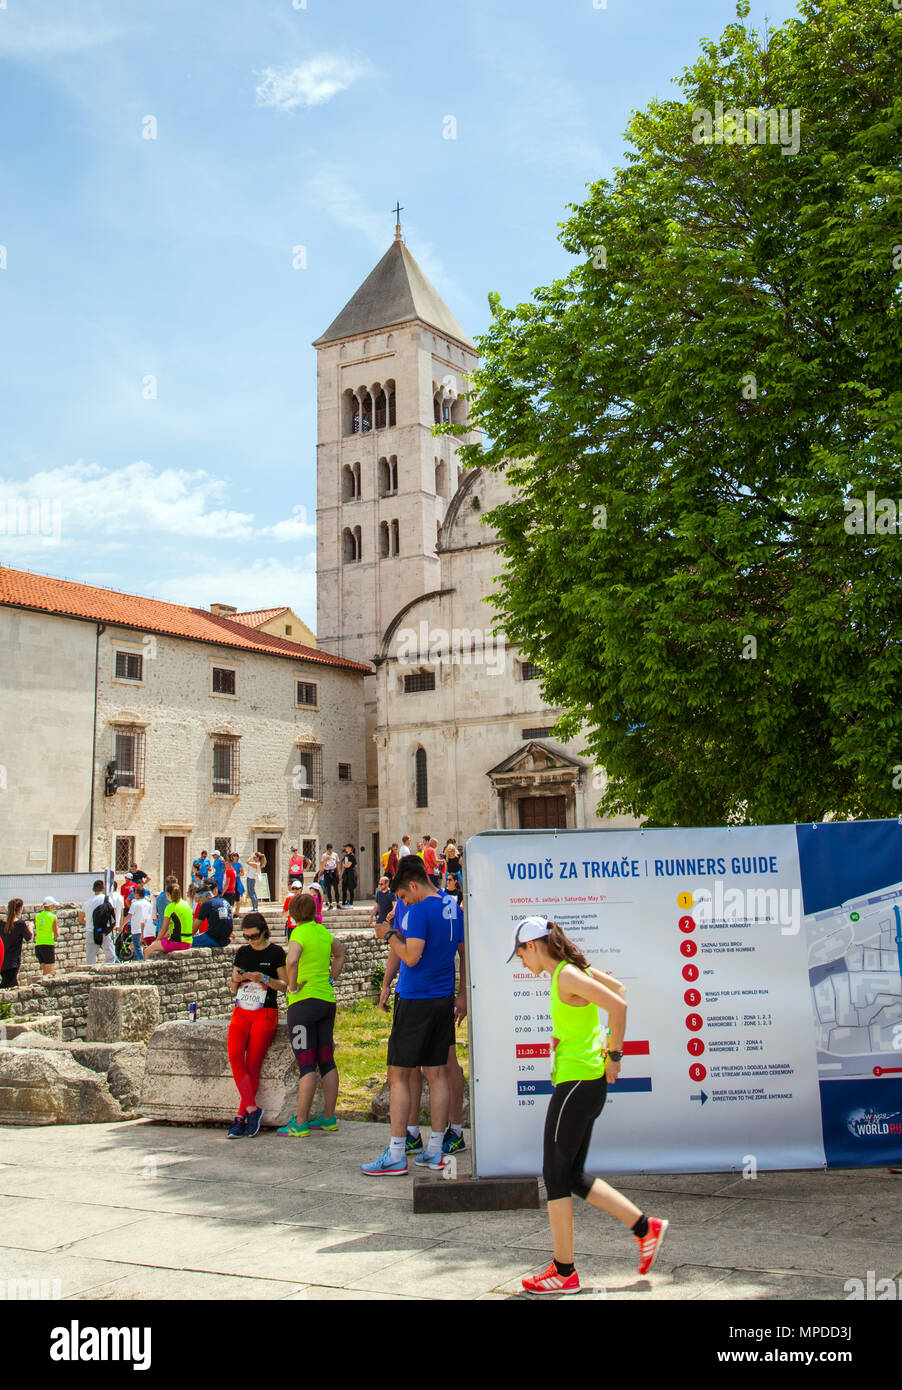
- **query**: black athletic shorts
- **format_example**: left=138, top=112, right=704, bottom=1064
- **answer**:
left=387, top=994, right=454, bottom=1069
left=287, top=998, right=337, bottom=1076
left=35, top=945, right=56, bottom=964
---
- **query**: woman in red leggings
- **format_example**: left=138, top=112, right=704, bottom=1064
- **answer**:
left=226, top=912, right=288, bottom=1138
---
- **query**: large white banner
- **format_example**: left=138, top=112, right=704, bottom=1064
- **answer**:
left=465, top=827, right=827, bottom=1177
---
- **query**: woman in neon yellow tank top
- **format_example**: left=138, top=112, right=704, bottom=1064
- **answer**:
left=509, top=916, right=668, bottom=1295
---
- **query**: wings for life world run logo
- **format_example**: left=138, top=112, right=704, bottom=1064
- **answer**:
left=846, top=1108, right=902, bottom=1139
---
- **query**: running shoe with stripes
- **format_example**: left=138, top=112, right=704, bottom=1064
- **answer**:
left=635, top=1217, right=668, bottom=1274
left=405, top=1131, right=424, bottom=1154
left=309, top=1115, right=338, bottom=1132
left=414, top=1148, right=447, bottom=1170
left=361, top=1146, right=408, bottom=1176
left=521, top=1261, right=581, bottom=1295
left=276, top=1116, right=310, bottom=1138
left=441, top=1126, right=466, bottom=1154
left=245, top=1106, right=264, bottom=1138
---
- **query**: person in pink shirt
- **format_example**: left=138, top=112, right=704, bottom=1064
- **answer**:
left=423, top=839, right=440, bottom=887
left=308, top=882, right=324, bottom=924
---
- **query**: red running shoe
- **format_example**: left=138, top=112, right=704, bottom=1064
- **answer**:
left=635, top=1217, right=668, bottom=1275
left=521, top=1260, right=581, bottom=1295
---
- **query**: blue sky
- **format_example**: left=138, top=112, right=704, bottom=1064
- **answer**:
left=0, top=0, right=800, bottom=626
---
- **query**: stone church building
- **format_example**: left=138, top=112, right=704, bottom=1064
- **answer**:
left=314, top=223, right=636, bottom=868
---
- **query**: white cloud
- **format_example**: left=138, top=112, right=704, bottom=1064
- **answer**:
left=0, top=460, right=254, bottom=545
left=153, top=557, right=317, bottom=624
left=255, top=55, right=369, bottom=111
left=265, top=505, right=316, bottom=543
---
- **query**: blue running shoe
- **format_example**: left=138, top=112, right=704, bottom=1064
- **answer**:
left=245, top=1106, right=264, bottom=1138
left=227, top=1116, right=246, bottom=1139
left=405, top=1130, right=424, bottom=1155
left=441, top=1127, right=466, bottom=1154
left=414, top=1148, right=447, bottom=1171
left=361, top=1146, right=408, bottom=1176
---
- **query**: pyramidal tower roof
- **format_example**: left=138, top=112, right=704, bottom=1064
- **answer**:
left=314, top=232, right=474, bottom=350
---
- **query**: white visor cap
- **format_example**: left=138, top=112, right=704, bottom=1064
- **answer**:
left=506, top=916, right=552, bottom=962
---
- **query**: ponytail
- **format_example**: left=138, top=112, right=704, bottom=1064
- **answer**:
left=4, top=898, right=24, bottom=935
left=544, top=921, right=589, bottom=972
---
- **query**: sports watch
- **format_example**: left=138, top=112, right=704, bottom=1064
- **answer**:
left=607, top=1050, right=623, bottom=1062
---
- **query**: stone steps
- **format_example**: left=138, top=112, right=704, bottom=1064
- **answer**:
left=256, top=903, right=376, bottom=932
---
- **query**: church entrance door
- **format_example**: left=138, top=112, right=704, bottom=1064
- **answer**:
left=518, top=795, right=568, bottom=830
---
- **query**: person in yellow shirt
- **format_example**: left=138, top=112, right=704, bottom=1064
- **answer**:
left=34, top=896, right=60, bottom=976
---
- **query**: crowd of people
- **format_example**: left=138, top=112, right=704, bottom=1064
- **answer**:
left=2, top=831, right=667, bottom=1291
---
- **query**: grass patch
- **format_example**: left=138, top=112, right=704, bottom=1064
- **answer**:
left=333, top=997, right=469, bottom=1120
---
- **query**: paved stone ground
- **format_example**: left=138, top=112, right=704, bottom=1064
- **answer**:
left=0, top=1119, right=898, bottom=1301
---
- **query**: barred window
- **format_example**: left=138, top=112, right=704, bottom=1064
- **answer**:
left=521, top=662, right=543, bottom=681
left=114, top=727, right=146, bottom=789
left=212, top=667, right=236, bottom=695
left=213, top=737, right=239, bottom=795
left=115, top=650, right=143, bottom=682
left=214, top=837, right=231, bottom=857
left=297, top=681, right=318, bottom=707
left=415, top=747, right=428, bottom=808
left=295, top=744, right=323, bottom=802
left=404, top=671, right=436, bottom=693
left=522, top=727, right=554, bottom=739
left=114, top=836, right=135, bottom=872
left=338, top=762, right=352, bottom=781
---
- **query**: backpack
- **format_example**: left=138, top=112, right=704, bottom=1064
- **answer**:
left=92, top=895, right=116, bottom=944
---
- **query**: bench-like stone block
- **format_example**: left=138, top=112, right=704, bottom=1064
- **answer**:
left=138, top=1019, right=298, bottom=1126
left=0, top=1047, right=124, bottom=1125
left=86, top=985, right=160, bottom=1044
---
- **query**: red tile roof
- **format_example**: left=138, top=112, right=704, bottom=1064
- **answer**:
left=230, top=607, right=290, bottom=627
left=0, top=567, right=371, bottom=673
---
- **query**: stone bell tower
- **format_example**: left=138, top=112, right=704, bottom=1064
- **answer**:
left=313, top=216, right=480, bottom=807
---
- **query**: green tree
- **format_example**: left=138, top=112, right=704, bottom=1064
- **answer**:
left=457, top=0, right=902, bottom=827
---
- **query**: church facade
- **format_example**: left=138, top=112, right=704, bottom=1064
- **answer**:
left=314, top=226, right=637, bottom=876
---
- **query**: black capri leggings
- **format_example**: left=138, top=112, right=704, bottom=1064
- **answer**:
left=287, top=998, right=337, bottom=1078
left=543, top=1076, right=608, bottom=1201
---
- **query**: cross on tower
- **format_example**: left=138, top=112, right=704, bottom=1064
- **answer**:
left=393, top=202, right=404, bottom=241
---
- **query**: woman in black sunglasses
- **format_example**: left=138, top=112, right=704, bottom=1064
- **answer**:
left=226, top=912, right=288, bottom=1138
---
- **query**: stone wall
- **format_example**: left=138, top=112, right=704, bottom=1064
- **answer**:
left=3, top=917, right=388, bottom=1041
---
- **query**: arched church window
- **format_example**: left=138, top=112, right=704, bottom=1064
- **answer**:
left=378, top=458, right=392, bottom=496
left=433, top=394, right=441, bottom=425
left=415, top=747, right=428, bottom=808
left=387, top=382, right=396, bottom=426
left=390, top=519, right=400, bottom=556
left=379, top=521, right=390, bottom=558
left=360, top=392, right=373, bottom=432
left=341, top=527, right=356, bottom=563
left=353, top=525, right=362, bottom=560
left=390, top=456, right=398, bottom=490
left=343, top=391, right=358, bottom=436
left=341, top=465, right=356, bottom=502
left=374, top=389, right=387, bottom=429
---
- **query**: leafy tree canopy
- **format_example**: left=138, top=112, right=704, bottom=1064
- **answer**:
left=456, top=0, right=902, bottom=827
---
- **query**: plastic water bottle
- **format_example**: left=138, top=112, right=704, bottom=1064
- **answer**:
left=188, top=1003, right=197, bottom=1023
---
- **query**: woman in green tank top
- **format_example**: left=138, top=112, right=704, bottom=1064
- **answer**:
left=509, top=916, right=668, bottom=1295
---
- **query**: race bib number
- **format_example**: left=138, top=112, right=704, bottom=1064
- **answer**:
left=236, top=982, right=266, bottom=1011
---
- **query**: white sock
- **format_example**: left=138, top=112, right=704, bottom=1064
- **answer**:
left=389, top=1136, right=406, bottom=1161
left=407, top=1125, right=420, bottom=1140
left=427, top=1129, right=443, bottom=1156
left=450, top=1124, right=463, bottom=1137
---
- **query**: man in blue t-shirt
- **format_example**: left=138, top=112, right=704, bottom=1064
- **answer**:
left=211, top=851, right=226, bottom=894
left=192, top=883, right=234, bottom=948
left=362, top=856, right=465, bottom=1176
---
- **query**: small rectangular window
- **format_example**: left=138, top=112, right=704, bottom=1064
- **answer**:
left=403, top=671, right=436, bottom=693
left=213, top=738, right=239, bottom=795
left=114, top=836, right=135, bottom=872
left=285, top=625, right=292, bottom=636
left=212, top=667, right=236, bottom=695
left=115, top=651, right=143, bottom=682
left=296, top=681, right=318, bottom=706
left=296, top=744, right=323, bottom=802
left=522, top=727, right=554, bottom=739
left=521, top=662, right=543, bottom=681
left=114, top=728, right=146, bottom=790
left=338, top=763, right=352, bottom=781
left=214, top=836, right=231, bottom=857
